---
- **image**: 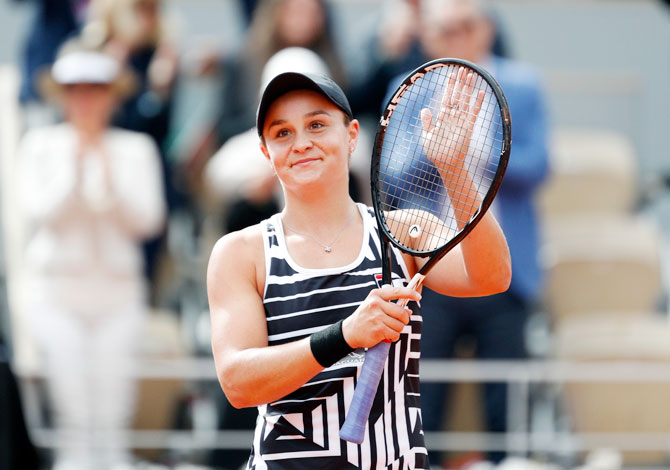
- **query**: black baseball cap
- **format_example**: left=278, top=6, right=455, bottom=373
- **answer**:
left=256, top=72, right=353, bottom=136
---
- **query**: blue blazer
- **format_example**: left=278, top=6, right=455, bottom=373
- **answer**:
left=15, top=0, right=80, bottom=103
left=384, top=56, right=549, bottom=301
left=490, top=56, right=549, bottom=301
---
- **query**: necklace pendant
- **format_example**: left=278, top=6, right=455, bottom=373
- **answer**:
left=324, top=246, right=332, bottom=253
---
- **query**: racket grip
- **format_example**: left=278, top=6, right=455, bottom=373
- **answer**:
left=339, top=340, right=391, bottom=443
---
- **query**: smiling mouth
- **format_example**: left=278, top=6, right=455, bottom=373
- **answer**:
left=291, top=157, right=321, bottom=167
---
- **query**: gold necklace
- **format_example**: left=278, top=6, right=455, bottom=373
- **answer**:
left=282, top=209, right=356, bottom=253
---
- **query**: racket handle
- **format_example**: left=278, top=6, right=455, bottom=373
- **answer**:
left=340, top=340, right=391, bottom=443
left=339, top=273, right=425, bottom=443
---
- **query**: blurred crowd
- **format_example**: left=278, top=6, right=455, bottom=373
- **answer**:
left=1, top=0, right=547, bottom=468
left=1, top=0, right=668, bottom=470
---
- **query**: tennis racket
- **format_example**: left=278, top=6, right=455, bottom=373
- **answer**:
left=339, top=58, right=511, bottom=444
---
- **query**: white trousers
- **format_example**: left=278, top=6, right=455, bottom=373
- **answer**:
left=28, top=275, right=146, bottom=470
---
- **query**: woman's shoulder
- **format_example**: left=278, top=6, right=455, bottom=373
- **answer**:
left=217, top=222, right=266, bottom=249
left=209, top=222, right=269, bottom=270
left=21, top=122, right=70, bottom=141
left=18, top=123, right=73, bottom=157
left=209, top=222, right=268, bottom=294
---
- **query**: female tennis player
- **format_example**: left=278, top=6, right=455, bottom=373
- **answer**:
left=207, top=71, right=510, bottom=469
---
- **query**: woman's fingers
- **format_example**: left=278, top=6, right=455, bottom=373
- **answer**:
left=377, top=284, right=421, bottom=304
left=383, top=313, right=408, bottom=333
left=420, top=108, right=433, bottom=133
left=382, top=300, right=413, bottom=324
left=470, top=90, right=485, bottom=126
left=438, top=71, right=457, bottom=122
left=344, top=284, right=419, bottom=348
left=437, top=67, right=483, bottom=126
left=461, top=72, right=475, bottom=115
left=380, top=304, right=412, bottom=342
left=451, top=67, right=466, bottom=108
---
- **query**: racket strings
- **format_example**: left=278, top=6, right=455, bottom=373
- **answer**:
left=382, top=168, right=490, bottom=218
left=377, top=63, right=504, bottom=253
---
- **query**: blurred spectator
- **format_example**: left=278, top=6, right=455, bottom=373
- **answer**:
left=86, top=0, right=178, bottom=161
left=398, top=0, right=550, bottom=466
left=238, top=0, right=260, bottom=25
left=17, top=40, right=166, bottom=470
left=215, top=0, right=347, bottom=145
left=350, top=0, right=510, bottom=121
left=13, top=0, right=93, bottom=128
left=349, top=0, right=426, bottom=119
left=84, top=0, right=180, bottom=294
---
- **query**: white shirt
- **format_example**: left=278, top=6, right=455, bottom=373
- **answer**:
left=18, top=123, right=166, bottom=279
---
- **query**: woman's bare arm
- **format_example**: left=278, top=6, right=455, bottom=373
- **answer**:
left=208, top=226, right=421, bottom=408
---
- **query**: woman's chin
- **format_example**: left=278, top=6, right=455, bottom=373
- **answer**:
left=286, top=170, right=339, bottom=194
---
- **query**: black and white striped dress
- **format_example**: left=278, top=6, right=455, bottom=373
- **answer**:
left=246, top=203, right=428, bottom=470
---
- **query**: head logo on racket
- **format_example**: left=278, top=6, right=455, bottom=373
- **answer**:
left=408, top=224, right=422, bottom=238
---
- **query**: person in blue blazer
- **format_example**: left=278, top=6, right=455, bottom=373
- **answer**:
left=15, top=0, right=87, bottom=102
left=385, top=0, right=549, bottom=465
left=13, top=0, right=90, bottom=126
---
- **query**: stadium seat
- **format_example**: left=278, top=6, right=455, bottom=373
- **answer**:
left=541, top=214, right=662, bottom=323
left=538, top=128, right=637, bottom=217
left=133, top=309, right=187, bottom=460
left=555, top=312, right=670, bottom=465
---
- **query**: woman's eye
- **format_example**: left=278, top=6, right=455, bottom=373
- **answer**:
left=276, top=129, right=290, bottom=138
left=310, top=121, right=324, bottom=130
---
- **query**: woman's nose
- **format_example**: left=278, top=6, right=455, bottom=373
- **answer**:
left=292, top=131, right=313, bottom=153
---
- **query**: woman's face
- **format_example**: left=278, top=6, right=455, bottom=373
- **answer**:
left=275, top=0, right=325, bottom=47
left=260, top=90, right=358, bottom=192
left=421, top=1, right=493, bottom=63
left=63, top=83, right=116, bottom=132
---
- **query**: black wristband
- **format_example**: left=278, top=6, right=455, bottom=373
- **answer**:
left=310, top=319, right=355, bottom=368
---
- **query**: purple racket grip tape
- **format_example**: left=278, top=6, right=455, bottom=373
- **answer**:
left=339, top=340, right=391, bottom=443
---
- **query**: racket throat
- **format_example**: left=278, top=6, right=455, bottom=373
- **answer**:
left=381, top=241, right=393, bottom=285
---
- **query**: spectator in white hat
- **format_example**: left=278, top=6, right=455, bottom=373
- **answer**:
left=18, top=39, right=166, bottom=470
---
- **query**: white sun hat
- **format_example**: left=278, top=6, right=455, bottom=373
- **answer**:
left=51, top=50, right=122, bottom=85
left=259, top=47, right=331, bottom=96
left=39, top=39, right=136, bottom=101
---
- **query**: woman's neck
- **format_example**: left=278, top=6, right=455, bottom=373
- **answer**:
left=70, top=119, right=107, bottom=139
left=279, top=186, right=364, bottom=269
left=282, top=185, right=358, bottom=235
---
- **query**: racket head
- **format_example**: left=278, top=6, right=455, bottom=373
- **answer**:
left=371, top=58, right=511, bottom=268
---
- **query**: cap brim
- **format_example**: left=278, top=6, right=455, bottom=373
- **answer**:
left=256, top=72, right=352, bottom=136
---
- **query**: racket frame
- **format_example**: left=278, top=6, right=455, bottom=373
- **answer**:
left=340, top=58, right=512, bottom=444
left=370, top=57, right=512, bottom=275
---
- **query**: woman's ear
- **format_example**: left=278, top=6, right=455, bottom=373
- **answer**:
left=347, top=119, right=360, bottom=155
left=260, top=142, right=271, bottom=161
left=260, top=142, right=277, bottom=174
